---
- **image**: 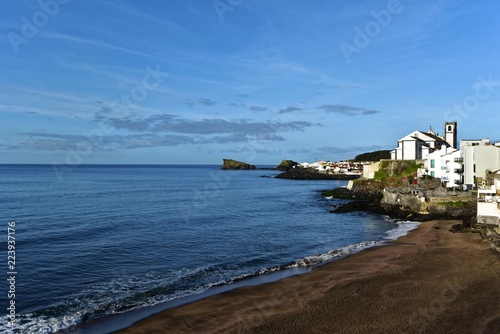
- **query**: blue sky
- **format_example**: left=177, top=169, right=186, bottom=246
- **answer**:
left=1, top=0, right=500, bottom=165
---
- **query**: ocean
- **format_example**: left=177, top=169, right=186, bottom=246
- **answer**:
left=0, top=165, right=418, bottom=333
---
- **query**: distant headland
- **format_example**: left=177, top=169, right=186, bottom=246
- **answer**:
left=220, top=158, right=362, bottom=180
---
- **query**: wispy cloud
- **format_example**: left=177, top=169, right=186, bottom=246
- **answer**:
left=317, top=104, right=381, bottom=116
left=279, top=106, right=302, bottom=114
left=0, top=140, right=15, bottom=150
left=221, top=147, right=283, bottom=155
left=287, top=148, right=311, bottom=154
left=248, top=106, right=268, bottom=112
left=41, top=31, right=158, bottom=59
left=361, top=109, right=379, bottom=115
left=181, top=98, right=217, bottom=107
left=18, top=132, right=202, bottom=151
left=95, top=111, right=316, bottom=136
left=14, top=110, right=319, bottom=151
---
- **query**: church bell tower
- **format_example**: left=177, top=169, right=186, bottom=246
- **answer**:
left=445, top=121, right=457, bottom=148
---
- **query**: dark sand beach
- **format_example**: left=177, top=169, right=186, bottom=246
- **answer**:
left=117, top=220, right=500, bottom=334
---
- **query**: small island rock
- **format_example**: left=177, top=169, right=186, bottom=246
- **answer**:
left=221, top=159, right=256, bottom=170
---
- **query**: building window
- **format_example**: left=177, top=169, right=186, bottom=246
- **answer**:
left=431, top=159, right=435, bottom=168
left=473, top=164, right=476, bottom=173
left=448, top=125, right=452, bottom=131
left=431, top=171, right=435, bottom=177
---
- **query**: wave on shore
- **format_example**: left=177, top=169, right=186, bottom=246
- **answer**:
left=296, top=219, right=420, bottom=267
left=4, top=220, right=420, bottom=334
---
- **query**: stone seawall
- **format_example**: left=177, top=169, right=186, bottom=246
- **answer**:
left=327, top=180, right=499, bottom=251
left=381, top=187, right=476, bottom=218
left=326, top=180, right=477, bottom=223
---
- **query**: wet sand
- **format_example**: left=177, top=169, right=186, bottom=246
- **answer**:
left=116, top=220, right=500, bottom=334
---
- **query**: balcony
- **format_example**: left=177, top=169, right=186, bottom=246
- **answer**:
left=441, top=166, right=449, bottom=171
left=454, top=157, right=463, bottom=162
left=478, top=185, right=496, bottom=194
left=454, top=168, right=463, bottom=173
left=478, top=196, right=497, bottom=203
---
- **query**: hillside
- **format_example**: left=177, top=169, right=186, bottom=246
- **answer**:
left=352, top=150, right=391, bottom=162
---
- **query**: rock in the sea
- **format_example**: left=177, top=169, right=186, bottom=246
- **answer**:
left=221, top=159, right=256, bottom=170
left=275, top=159, right=299, bottom=171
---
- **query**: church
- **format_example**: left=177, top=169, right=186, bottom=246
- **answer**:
left=390, top=122, right=457, bottom=160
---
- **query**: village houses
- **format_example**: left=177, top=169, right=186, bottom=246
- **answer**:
left=389, top=121, right=500, bottom=191
left=386, top=121, right=500, bottom=228
left=299, top=121, right=500, bottom=227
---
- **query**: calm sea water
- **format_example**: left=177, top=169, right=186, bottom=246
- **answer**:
left=0, top=165, right=418, bottom=333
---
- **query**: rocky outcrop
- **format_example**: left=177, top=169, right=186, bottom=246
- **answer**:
left=276, top=168, right=361, bottom=180
left=275, top=159, right=299, bottom=171
left=221, top=159, right=256, bottom=170
left=321, top=187, right=382, bottom=201
left=323, top=181, right=476, bottom=223
left=381, top=187, right=476, bottom=219
left=480, top=228, right=500, bottom=252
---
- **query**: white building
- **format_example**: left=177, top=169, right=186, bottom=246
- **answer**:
left=363, top=161, right=381, bottom=179
left=477, top=171, right=500, bottom=227
left=390, top=122, right=457, bottom=160
left=426, top=147, right=462, bottom=188
left=461, top=139, right=500, bottom=190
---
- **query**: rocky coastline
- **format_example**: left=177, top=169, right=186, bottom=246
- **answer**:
left=220, top=159, right=361, bottom=179
left=275, top=168, right=361, bottom=180
left=324, top=186, right=476, bottom=229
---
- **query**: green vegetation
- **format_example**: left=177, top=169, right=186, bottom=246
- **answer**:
left=405, top=162, right=422, bottom=175
left=276, top=159, right=299, bottom=171
left=372, top=160, right=424, bottom=187
left=374, top=169, right=389, bottom=181
left=379, top=160, right=391, bottom=171
left=442, top=201, right=465, bottom=208
left=221, top=159, right=256, bottom=170
left=352, top=150, right=391, bottom=162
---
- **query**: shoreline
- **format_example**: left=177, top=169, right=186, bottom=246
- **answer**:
left=115, top=220, right=500, bottom=333
left=71, top=218, right=413, bottom=334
